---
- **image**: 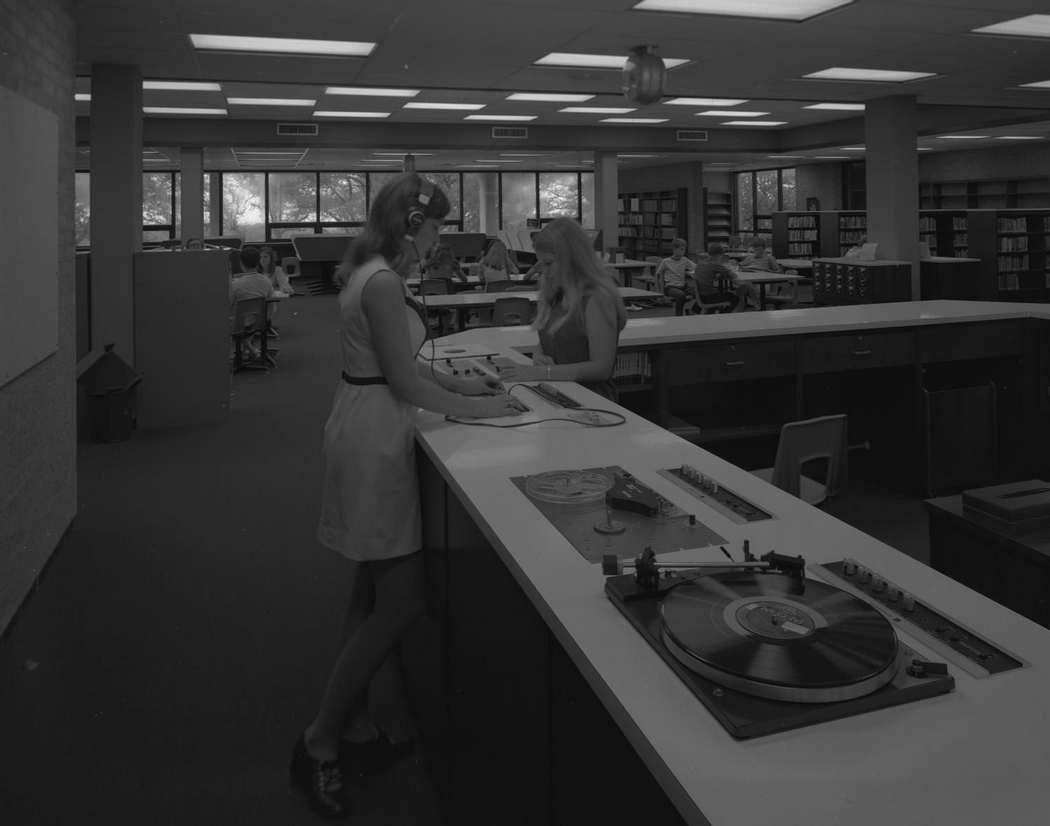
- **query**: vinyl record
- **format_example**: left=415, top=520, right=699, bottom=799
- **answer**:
left=660, top=572, right=899, bottom=703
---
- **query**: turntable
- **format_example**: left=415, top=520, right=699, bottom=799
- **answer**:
left=604, top=548, right=956, bottom=739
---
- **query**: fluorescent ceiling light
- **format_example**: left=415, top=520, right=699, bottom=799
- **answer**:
left=373, top=152, right=434, bottom=156
left=937, top=135, right=988, bottom=139
left=995, top=136, right=1043, bottom=140
left=189, top=34, right=375, bottom=57
left=1019, top=80, right=1050, bottom=89
left=236, top=151, right=305, bottom=156
left=560, top=106, right=637, bottom=114
left=768, top=155, right=803, bottom=158
left=917, top=147, right=932, bottom=151
left=697, top=110, right=769, bottom=117
left=839, top=146, right=865, bottom=150
left=507, top=92, right=594, bottom=102
left=708, top=162, right=734, bottom=165
left=535, top=52, right=688, bottom=69
left=600, top=117, right=668, bottom=123
left=312, top=111, right=390, bottom=118
left=143, top=158, right=169, bottom=162
left=500, top=153, right=549, bottom=157
left=721, top=120, right=786, bottom=125
left=143, top=80, right=222, bottom=92
left=75, top=93, right=91, bottom=102
left=404, top=102, right=485, bottom=110
left=143, top=107, right=227, bottom=115
left=618, top=154, right=658, bottom=158
left=664, top=97, right=747, bottom=105
left=227, top=97, right=315, bottom=106
left=464, top=115, right=537, bottom=121
left=325, top=86, right=419, bottom=97
left=632, top=0, right=854, bottom=21
left=814, top=156, right=849, bottom=159
left=474, top=159, right=521, bottom=163
left=804, top=67, right=935, bottom=82
left=804, top=102, right=865, bottom=110
left=972, top=15, right=1050, bottom=38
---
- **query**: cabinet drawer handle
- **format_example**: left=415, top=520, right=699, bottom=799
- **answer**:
left=850, top=349, right=872, bottom=357
left=724, top=360, right=745, bottom=368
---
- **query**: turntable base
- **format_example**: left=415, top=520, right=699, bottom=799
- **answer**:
left=606, top=571, right=955, bottom=739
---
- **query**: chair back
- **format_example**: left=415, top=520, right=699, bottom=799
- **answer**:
left=281, top=256, right=300, bottom=276
left=492, top=296, right=532, bottom=326
left=859, top=242, right=879, bottom=261
left=232, top=296, right=266, bottom=333
left=484, top=279, right=515, bottom=292
left=420, top=278, right=450, bottom=295
left=771, top=414, right=848, bottom=499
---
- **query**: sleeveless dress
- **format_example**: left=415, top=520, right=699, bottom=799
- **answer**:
left=317, top=257, right=428, bottom=560
left=537, top=289, right=624, bottom=402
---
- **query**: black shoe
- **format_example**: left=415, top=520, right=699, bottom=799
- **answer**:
left=340, top=733, right=416, bottom=777
left=290, top=734, right=351, bottom=819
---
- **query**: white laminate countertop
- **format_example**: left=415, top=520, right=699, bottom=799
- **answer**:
left=413, top=301, right=1050, bottom=826
left=433, top=299, right=1050, bottom=352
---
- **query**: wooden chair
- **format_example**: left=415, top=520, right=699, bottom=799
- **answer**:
left=230, top=297, right=269, bottom=373
left=281, top=256, right=300, bottom=277
left=751, top=414, right=848, bottom=506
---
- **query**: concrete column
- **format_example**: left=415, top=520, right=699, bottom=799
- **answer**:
left=180, top=147, right=204, bottom=243
left=477, top=172, right=497, bottom=234
left=865, top=96, right=919, bottom=298
left=593, top=151, right=619, bottom=255
left=89, top=63, right=141, bottom=362
left=207, top=172, right=222, bottom=236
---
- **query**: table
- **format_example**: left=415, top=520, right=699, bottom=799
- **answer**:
left=777, top=258, right=815, bottom=273
left=926, top=494, right=1050, bottom=629
left=420, top=286, right=661, bottom=330
left=407, top=273, right=531, bottom=293
left=735, top=270, right=804, bottom=309
left=607, top=258, right=655, bottom=288
left=408, top=317, right=1050, bottom=826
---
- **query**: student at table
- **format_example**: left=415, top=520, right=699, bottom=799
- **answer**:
left=230, top=246, right=274, bottom=306
left=500, top=217, right=627, bottom=400
left=653, top=237, right=696, bottom=316
left=478, top=238, right=520, bottom=284
left=740, top=239, right=782, bottom=272
left=693, top=243, right=751, bottom=312
left=260, top=245, right=294, bottom=295
left=423, top=242, right=468, bottom=285
left=291, top=173, right=524, bottom=819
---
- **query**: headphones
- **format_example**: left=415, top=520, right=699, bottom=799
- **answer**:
left=406, top=178, right=435, bottom=234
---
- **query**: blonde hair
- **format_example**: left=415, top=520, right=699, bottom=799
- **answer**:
left=531, top=218, right=626, bottom=335
left=479, top=239, right=519, bottom=273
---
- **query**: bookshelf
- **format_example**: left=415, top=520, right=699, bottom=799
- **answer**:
left=838, top=211, right=867, bottom=253
left=617, top=188, right=688, bottom=258
left=919, top=178, right=1050, bottom=210
left=771, top=211, right=841, bottom=258
left=704, top=189, right=731, bottom=248
left=754, top=214, right=773, bottom=246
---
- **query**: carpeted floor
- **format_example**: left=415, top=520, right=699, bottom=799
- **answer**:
left=0, top=294, right=929, bottom=825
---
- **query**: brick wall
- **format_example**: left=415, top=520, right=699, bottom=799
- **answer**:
left=0, top=0, right=77, bottom=633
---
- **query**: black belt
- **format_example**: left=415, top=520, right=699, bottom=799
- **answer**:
left=341, top=371, right=387, bottom=385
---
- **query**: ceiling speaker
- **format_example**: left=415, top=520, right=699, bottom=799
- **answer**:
left=622, top=45, right=666, bottom=106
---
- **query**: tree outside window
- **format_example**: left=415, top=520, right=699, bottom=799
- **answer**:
left=538, top=172, right=579, bottom=221
left=222, top=173, right=265, bottom=242
left=501, top=172, right=537, bottom=230
left=320, top=173, right=366, bottom=223
left=75, top=172, right=90, bottom=247
left=737, top=172, right=754, bottom=232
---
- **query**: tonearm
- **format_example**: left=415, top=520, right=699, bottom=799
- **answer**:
left=603, top=546, right=806, bottom=593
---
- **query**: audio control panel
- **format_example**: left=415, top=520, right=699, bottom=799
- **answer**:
left=819, top=559, right=1025, bottom=677
left=657, top=465, right=773, bottom=525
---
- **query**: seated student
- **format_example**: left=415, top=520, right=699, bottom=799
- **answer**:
left=478, top=238, right=520, bottom=283
left=423, top=243, right=467, bottom=284
left=843, top=235, right=867, bottom=258
left=693, top=243, right=750, bottom=312
left=184, top=237, right=204, bottom=250
left=653, top=237, right=696, bottom=316
left=260, top=245, right=295, bottom=295
left=499, top=217, right=627, bottom=400
left=740, top=239, right=782, bottom=272
left=231, top=246, right=274, bottom=303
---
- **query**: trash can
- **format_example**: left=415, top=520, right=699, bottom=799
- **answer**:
left=77, top=343, right=142, bottom=443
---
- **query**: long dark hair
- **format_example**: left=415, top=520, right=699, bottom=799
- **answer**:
left=259, top=245, right=278, bottom=275
left=336, top=174, right=451, bottom=285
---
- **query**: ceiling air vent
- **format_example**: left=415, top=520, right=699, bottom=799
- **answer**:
left=277, top=122, right=319, bottom=137
left=676, top=129, right=709, bottom=142
left=491, top=126, right=529, bottom=139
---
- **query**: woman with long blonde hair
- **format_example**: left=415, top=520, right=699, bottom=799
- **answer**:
left=500, top=217, right=626, bottom=399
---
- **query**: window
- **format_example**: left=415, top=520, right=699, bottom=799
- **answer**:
left=320, top=172, right=366, bottom=224
left=142, top=172, right=175, bottom=242
left=735, top=168, right=797, bottom=241
left=539, top=172, right=579, bottom=220
left=75, top=172, right=90, bottom=247
left=222, top=173, right=266, bottom=242
left=501, top=172, right=537, bottom=230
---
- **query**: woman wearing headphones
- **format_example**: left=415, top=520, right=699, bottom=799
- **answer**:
left=500, top=217, right=627, bottom=400
left=290, top=174, right=523, bottom=818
